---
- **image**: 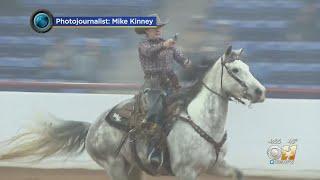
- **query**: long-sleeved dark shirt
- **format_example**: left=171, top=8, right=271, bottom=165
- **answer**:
left=138, top=38, right=188, bottom=74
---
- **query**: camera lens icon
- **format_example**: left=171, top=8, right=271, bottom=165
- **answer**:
left=30, top=9, right=53, bottom=33
left=35, top=13, right=49, bottom=28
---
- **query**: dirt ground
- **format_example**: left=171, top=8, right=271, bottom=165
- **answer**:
left=0, top=167, right=308, bottom=180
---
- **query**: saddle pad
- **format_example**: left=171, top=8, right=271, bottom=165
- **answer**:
left=107, top=98, right=135, bottom=130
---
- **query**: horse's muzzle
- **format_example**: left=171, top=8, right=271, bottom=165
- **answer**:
left=252, top=87, right=266, bottom=103
left=244, top=86, right=266, bottom=103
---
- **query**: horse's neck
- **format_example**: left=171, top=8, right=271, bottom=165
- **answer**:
left=187, top=59, right=228, bottom=137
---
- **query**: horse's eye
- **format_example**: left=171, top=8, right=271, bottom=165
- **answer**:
left=232, top=68, right=239, bottom=73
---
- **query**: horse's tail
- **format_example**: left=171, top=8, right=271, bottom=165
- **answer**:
left=0, top=115, right=91, bottom=161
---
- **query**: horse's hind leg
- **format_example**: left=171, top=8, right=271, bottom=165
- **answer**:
left=206, top=160, right=243, bottom=180
left=100, top=157, right=129, bottom=180
left=101, top=156, right=142, bottom=180
left=128, top=166, right=143, bottom=180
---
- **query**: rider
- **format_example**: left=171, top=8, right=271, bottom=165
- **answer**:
left=135, top=14, right=192, bottom=167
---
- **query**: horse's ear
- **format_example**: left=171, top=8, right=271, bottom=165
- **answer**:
left=225, top=45, right=232, bottom=56
left=234, top=48, right=243, bottom=56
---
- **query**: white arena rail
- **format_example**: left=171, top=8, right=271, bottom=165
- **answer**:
left=0, top=80, right=319, bottom=95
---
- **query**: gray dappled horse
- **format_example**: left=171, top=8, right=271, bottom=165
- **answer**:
left=0, top=46, right=266, bottom=180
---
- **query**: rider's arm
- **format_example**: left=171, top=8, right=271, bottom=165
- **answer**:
left=138, top=41, right=165, bottom=58
left=173, top=47, right=191, bottom=68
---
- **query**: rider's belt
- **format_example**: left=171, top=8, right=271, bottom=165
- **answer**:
left=144, top=71, right=168, bottom=79
left=144, top=71, right=180, bottom=90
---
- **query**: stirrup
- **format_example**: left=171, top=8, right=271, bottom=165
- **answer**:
left=158, top=151, right=164, bottom=170
left=147, top=148, right=155, bottom=163
left=147, top=148, right=164, bottom=170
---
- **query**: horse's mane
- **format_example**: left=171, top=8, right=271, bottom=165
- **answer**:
left=168, top=58, right=217, bottom=107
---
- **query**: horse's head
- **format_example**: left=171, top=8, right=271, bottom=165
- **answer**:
left=215, top=46, right=266, bottom=103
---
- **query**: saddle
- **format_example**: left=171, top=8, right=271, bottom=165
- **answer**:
left=105, top=92, right=184, bottom=176
left=107, top=93, right=183, bottom=129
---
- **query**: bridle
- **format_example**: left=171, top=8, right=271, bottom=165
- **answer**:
left=202, top=55, right=249, bottom=105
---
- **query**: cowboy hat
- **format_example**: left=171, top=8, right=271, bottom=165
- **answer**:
left=135, top=14, right=169, bottom=35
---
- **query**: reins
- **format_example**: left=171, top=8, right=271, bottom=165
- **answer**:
left=201, top=56, right=248, bottom=105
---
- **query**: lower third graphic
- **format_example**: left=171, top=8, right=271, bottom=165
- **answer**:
left=267, top=138, right=297, bottom=165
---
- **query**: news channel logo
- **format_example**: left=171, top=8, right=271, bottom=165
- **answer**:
left=30, top=9, right=53, bottom=33
left=267, top=138, right=297, bottom=165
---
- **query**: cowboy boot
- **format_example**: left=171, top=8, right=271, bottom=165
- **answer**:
left=147, top=112, right=165, bottom=168
left=145, top=94, right=165, bottom=169
left=147, top=133, right=163, bottom=169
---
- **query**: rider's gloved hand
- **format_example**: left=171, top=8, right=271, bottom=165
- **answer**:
left=163, top=39, right=176, bottom=48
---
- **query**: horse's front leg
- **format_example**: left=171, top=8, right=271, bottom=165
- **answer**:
left=206, top=160, right=243, bottom=180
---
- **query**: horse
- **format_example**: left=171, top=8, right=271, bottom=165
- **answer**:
left=0, top=46, right=266, bottom=180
